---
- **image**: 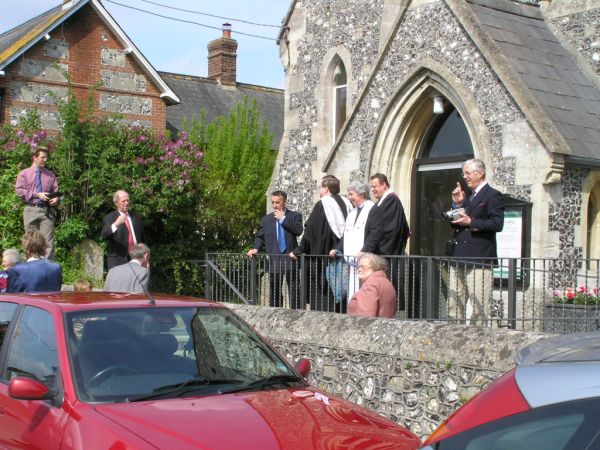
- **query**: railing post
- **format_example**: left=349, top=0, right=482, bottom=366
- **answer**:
left=425, top=257, right=434, bottom=320
left=249, top=255, right=257, bottom=305
left=205, top=253, right=213, bottom=300
left=507, top=258, right=517, bottom=329
left=299, top=254, right=307, bottom=310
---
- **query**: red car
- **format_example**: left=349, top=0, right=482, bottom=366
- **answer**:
left=0, top=292, right=420, bottom=449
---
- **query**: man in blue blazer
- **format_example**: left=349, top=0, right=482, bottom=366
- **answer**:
left=248, top=191, right=303, bottom=308
left=7, top=230, right=62, bottom=293
left=447, top=159, right=504, bottom=325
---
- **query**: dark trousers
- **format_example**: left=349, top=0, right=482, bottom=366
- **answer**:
left=107, top=255, right=128, bottom=270
left=303, top=257, right=335, bottom=312
left=269, top=270, right=299, bottom=308
left=388, top=257, right=406, bottom=311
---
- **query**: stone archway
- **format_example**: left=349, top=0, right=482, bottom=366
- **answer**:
left=368, top=63, right=489, bottom=254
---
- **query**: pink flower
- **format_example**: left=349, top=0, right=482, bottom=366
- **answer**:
left=138, top=135, right=146, bottom=142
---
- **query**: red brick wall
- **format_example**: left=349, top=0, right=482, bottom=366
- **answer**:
left=0, top=4, right=167, bottom=132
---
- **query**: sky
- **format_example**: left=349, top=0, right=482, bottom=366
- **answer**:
left=1, top=0, right=291, bottom=88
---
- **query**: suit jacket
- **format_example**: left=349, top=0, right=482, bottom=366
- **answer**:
left=348, top=271, right=397, bottom=318
left=452, top=184, right=504, bottom=260
left=103, top=261, right=149, bottom=293
left=7, top=259, right=62, bottom=293
left=101, top=210, right=145, bottom=261
left=376, top=192, right=410, bottom=255
left=252, top=209, right=303, bottom=272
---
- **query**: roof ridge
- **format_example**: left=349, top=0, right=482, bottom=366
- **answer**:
left=159, top=71, right=283, bottom=94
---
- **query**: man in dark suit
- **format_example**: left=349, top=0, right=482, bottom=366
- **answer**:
left=447, top=158, right=504, bottom=325
left=7, top=230, right=62, bottom=292
left=247, top=191, right=303, bottom=308
left=104, top=243, right=150, bottom=293
left=370, top=173, right=410, bottom=312
left=102, top=190, right=145, bottom=270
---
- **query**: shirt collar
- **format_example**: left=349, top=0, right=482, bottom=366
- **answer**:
left=474, top=181, right=488, bottom=195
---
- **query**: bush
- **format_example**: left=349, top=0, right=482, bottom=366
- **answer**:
left=0, top=91, right=275, bottom=295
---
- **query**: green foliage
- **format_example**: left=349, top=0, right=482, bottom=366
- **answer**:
left=189, top=97, right=276, bottom=251
left=0, top=91, right=275, bottom=295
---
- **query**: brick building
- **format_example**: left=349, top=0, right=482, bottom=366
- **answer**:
left=0, top=0, right=179, bottom=132
left=0, top=2, right=284, bottom=147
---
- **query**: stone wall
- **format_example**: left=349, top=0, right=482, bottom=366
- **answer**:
left=227, top=304, right=549, bottom=438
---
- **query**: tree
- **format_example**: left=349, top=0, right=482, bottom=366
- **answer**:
left=189, top=97, right=276, bottom=251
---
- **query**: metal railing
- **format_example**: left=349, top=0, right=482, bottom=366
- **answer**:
left=202, top=253, right=600, bottom=333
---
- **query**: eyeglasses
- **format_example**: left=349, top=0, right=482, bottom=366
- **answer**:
left=358, top=264, right=371, bottom=270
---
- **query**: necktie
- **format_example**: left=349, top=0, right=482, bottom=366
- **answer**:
left=124, top=215, right=135, bottom=254
left=35, top=168, right=42, bottom=193
left=354, top=206, right=363, bottom=225
left=277, top=221, right=286, bottom=253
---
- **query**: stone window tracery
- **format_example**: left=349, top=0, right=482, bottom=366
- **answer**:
left=333, top=61, right=347, bottom=141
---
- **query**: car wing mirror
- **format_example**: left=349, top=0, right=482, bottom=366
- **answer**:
left=9, top=377, right=57, bottom=401
left=294, top=358, right=311, bottom=378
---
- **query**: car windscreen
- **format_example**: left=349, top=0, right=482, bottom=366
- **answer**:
left=65, top=306, right=300, bottom=403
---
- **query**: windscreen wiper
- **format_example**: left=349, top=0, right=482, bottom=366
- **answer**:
left=125, top=377, right=243, bottom=402
left=221, top=374, right=304, bottom=394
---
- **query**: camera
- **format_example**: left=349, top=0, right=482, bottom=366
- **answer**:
left=440, top=207, right=465, bottom=222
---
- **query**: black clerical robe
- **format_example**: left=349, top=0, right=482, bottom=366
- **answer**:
left=377, top=192, right=410, bottom=255
left=294, top=194, right=348, bottom=256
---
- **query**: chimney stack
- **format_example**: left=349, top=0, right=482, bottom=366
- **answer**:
left=207, top=23, right=238, bottom=87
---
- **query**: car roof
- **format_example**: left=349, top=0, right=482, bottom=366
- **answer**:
left=514, top=333, right=600, bottom=408
left=515, top=333, right=600, bottom=365
left=0, top=291, right=222, bottom=312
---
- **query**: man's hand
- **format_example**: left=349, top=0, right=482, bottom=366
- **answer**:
left=451, top=181, right=465, bottom=204
left=274, top=209, right=285, bottom=221
left=289, top=251, right=297, bottom=260
left=48, top=196, right=59, bottom=206
left=247, top=249, right=258, bottom=257
left=451, top=211, right=472, bottom=227
left=113, top=214, right=127, bottom=228
left=37, top=191, right=50, bottom=201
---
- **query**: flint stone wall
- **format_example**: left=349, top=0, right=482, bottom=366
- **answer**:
left=227, top=304, right=549, bottom=438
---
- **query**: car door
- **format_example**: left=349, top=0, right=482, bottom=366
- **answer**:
left=0, top=305, right=68, bottom=449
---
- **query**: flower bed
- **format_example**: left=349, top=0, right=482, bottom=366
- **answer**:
left=551, top=286, right=599, bottom=305
left=544, top=286, right=600, bottom=333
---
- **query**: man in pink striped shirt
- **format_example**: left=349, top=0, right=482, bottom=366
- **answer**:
left=15, top=146, right=60, bottom=259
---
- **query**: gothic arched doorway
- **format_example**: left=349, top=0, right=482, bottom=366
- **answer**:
left=414, top=105, right=474, bottom=256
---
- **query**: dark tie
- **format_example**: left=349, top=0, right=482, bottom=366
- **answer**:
left=35, top=168, right=42, bottom=193
left=469, top=191, right=476, bottom=205
left=354, top=206, right=363, bottom=225
left=277, top=221, right=286, bottom=253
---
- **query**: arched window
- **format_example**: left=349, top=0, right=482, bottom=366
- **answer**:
left=587, top=184, right=600, bottom=265
left=333, top=61, right=347, bottom=140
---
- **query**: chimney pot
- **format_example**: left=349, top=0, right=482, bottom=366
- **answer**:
left=223, top=23, right=232, bottom=39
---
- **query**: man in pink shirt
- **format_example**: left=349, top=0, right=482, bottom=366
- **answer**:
left=15, top=146, right=60, bottom=259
